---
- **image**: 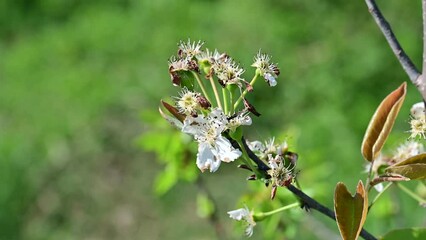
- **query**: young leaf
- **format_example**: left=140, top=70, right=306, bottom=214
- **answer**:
left=361, top=82, right=406, bottom=162
left=334, top=181, right=368, bottom=240
left=380, top=228, right=426, bottom=240
left=160, top=100, right=186, bottom=122
left=385, top=153, right=426, bottom=180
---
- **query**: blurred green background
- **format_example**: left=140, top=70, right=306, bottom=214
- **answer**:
left=1, top=0, right=425, bottom=239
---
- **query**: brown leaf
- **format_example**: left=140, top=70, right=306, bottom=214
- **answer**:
left=161, top=100, right=186, bottom=122
left=334, top=181, right=368, bottom=240
left=361, top=82, right=407, bottom=162
left=385, top=153, right=426, bottom=180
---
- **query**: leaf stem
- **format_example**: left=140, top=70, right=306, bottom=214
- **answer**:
left=222, top=87, right=229, bottom=114
left=234, top=73, right=259, bottom=109
left=255, top=202, right=300, bottom=220
left=209, top=76, right=223, bottom=110
left=236, top=138, right=263, bottom=178
left=192, top=72, right=212, bottom=104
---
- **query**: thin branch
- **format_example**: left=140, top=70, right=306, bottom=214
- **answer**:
left=287, top=184, right=377, bottom=240
left=365, top=0, right=421, bottom=83
left=423, top=0, right=426, bottom=75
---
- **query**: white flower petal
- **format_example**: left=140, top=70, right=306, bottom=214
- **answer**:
left=264, top=73, right=277, bottom=87
left=215, top=136, right=241, bottom=163
left=196, top=142, right=221, bottom=172
left=374, top=183, right=384, bottom=192
left=245, top=224, right=254, bottom=237
left=227, top=208, right=250, bottom=221
left=411, top=102, right=425, bottom=119
left=247, top=141, right=265, bottom=152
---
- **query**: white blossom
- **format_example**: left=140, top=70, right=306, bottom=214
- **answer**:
left=252, top=51, right=280, bottom=87
left=178, top=39, right=204, bottom=59
left=393, top=141, right=424, bottom=162
left=227, top=113, right=252, bottom=132
left=175, top=88, right=200, bottom=115
left=182, top=108, right=241, bottom=172
left=409, top=102, right=426, bottom=139
left=227, top=206, right=256, bottom=237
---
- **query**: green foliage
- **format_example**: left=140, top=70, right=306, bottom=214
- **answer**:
left=380, top=228, right=426, bottom=240
left=137, top=110, right=198, bottom=195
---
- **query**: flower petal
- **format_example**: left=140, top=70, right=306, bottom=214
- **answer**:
left=227, top=208, right=249, bottom=221
left=215, top=136, right=241, bottom=163
left=196, top=142, right=221, bottom=172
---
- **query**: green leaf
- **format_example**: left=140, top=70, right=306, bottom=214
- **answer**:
left=386, top=153, right=426, bottom=180
left=380, top=228, right=426, bottom=240
left=361, top=82, right=406, bottom=162
left=196, top=192, right=215, bottom=218
left=334, top=181, right=368, bottom=240
left=153, top=163, right=178, bottom=195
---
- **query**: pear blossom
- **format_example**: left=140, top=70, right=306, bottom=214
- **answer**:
left=182, top=108, right=241, bottom=172
left=409, top=102, right=426, bottom=139
left=252, top=51, right=280, bottom=87
left=177, top=39, right=204, bottom=59
left=227, top=206, right=256, bottom=237
left=393, top=141, right=424, bottom=162
left=175, top=88, right=201, bottom=115
left=212, top=57, right=245, bottom=87
left=227, top=113, right=252, bottom=132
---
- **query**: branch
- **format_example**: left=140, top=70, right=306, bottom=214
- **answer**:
left=240, top=136, right=377, bottom=239
left=287, top=184, right=377, bottom=240
left=423, top=0, right=426, bottom=75
left=365, top=0, right=421, bottom=83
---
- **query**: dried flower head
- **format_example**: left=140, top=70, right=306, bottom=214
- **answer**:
left=267, top=155, right=295, bottom=194
left=177, top=39, right=204, bottom=59
left=212, top=57, right=245, bottom=87
left=252, top=51, right=280, bottom=87
left=175, top=88, right=201, bottom=116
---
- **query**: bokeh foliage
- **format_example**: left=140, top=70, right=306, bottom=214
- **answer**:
left=0, top=0, right=425, bottom=239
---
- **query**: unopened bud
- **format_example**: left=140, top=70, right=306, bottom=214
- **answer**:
left=197, top=95, right=211, bottom=109
left=169, top=66, right=181, bottom=86
left=270, top=186, right=277, bottom=200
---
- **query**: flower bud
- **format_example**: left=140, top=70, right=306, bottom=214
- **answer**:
left=197, top=95, right=211, bottom=109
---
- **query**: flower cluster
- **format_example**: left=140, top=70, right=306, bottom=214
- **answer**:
left=160, top=40, right=294, bottom=237
left=161, top=40, right=281, bottom=173
left=248, top=138, right=298, bottom=199
left=409, top=102, right=426, bottom=139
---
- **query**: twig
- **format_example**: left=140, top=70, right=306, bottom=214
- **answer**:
left=287, top=184, right=377, bottom=240
left=423, top=0, right=426, bottom=76
left=365, top=0, right=421, bottom=84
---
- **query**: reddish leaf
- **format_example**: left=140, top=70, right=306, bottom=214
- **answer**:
left=161, top=100, right=186, bottom=122
left=334, top=181, right=368, bottom=240
left=385, top=153, right=426, bottom=180
left=361, top=82, right=406, bottom=162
